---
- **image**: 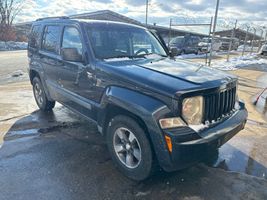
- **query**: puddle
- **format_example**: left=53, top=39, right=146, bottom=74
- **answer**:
left=204, top=144, right=267, bottom=179
left=4, top=128, right=40, bottom=141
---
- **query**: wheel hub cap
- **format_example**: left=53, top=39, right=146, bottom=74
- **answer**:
left=113, top=127, right=142, bottom=169
left=126, top=143, right=131, bottom=151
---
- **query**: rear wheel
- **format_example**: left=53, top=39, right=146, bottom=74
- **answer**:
left=106, top=115, right=155, bottom=181
left=32, top=77, right=55, bottom=111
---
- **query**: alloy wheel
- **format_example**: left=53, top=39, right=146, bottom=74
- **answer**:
left=113, top=127, right=142, bottom=169
left=34, top=82, right=43, bottom=106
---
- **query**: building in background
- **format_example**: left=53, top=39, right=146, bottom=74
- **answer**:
left=13, top=10, right=263, bottom=46
left=215, top=28, right=262, bottom=42
left=14, top=10, right=207, bottom=43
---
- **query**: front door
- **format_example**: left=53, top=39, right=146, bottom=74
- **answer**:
left=58, top=26, right=97, bottom=119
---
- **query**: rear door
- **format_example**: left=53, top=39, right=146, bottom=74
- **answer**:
left=39, top=25, right=63, bottom=98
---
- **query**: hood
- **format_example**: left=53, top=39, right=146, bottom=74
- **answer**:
left=101, top=57, right=237, bottom=98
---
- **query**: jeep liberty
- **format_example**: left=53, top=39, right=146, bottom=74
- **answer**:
left=28, top=17, right=248, bottom=180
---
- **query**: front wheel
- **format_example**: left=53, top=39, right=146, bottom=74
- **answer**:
left=32, top=77, right=55, bottom=111
left=106, top=115, right=155, bottom=181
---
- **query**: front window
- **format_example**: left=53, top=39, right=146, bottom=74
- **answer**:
left=62, top=27, right=83, bottom=55
left=86, top=24, right=167, bottom=59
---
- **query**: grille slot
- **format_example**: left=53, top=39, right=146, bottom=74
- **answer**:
left=203, top=86, right=236, bottom=122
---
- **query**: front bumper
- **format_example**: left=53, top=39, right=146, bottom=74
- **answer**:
left=161, top=102, right=247, bottom=172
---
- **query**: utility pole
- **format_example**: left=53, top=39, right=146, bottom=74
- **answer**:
left=205, top=17, right=213, bottom=65
left=168, top=18, right=172, bottom=48
left=258, top=28, right=264, bottom=52
left=227, top=20, right=237, bottom=62
left=145, top=0, right=148, bottom=26
left=208, top=0, right=220, bottom=66
left=250, top=28, right=256, bottom=54
left=242, top=26, right=249, bottom=56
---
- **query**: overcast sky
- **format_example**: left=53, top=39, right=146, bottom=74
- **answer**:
left=17, top=0, right=267, bottom=34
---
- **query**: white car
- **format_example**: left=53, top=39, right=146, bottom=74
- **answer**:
left=198, top=38, right=222, bottom=52
left=260, top=43, right=267, bottom=55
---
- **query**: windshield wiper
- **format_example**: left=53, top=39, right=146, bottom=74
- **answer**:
left=103, top=53, right=167, bottom=60
left=132, top=53, right=167, bottom=58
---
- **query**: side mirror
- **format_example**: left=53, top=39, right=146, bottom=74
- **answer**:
left=169, top=47, right=178, bottom=57
left=61, top=48, right=83, bottom=62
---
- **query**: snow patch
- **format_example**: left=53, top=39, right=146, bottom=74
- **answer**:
left=212, top=54, right=267, bottom=71
left=0, top=41, right=27, bottom=51
left=189, top=123, right=209, bottom=132
left=144, top=53, right=163, bottom=59
left=237, top=45, right=258, bottom=52
left=103, top=57, right=133, bottom=62
left=176, top=52, right=215, bottom=59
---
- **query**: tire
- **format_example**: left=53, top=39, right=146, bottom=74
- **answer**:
left=32, top=77, right=55, bottom=111
left=106, top=115, right=155, bottom=181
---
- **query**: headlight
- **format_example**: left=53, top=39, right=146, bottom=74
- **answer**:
left=182, top=96, right=204, bottom=125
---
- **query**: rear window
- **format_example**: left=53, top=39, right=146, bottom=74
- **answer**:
left=42, top=25, right=61, bottom=54
left=29, top=25, right=42, bottom=48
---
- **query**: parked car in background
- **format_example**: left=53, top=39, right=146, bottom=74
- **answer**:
left=220, top=37, right=239, bottom=51
left=28, top=18, right=248, bottom=181
left=198, top=37, right=222, bottom=53
left=169, top=35, right=201, bottom=55
left=259, top=43, right=267, bottom=55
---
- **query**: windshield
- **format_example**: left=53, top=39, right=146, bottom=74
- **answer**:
left=86, top=24, right=167, bottom=59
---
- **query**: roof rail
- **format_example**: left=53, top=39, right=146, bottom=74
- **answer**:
left=36, top=16, right=69, bottom=21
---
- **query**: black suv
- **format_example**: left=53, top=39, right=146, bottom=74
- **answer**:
left=169, top=35, right=201, bottom=55
left=28, top=17, right=247, bottom=181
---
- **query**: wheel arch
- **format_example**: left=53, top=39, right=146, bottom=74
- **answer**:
left=101, top=103, right=150, bottom=139
left=97, top=86, right=173, bottom=169
left=29, top=69, right=40, bottom=84
left=29, top=68, right=53, bottom=101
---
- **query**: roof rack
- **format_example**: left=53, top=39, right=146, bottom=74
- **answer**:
left=36, top=16, right=69, bottom=21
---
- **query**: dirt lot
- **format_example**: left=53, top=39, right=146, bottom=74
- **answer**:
left=0, top=51, right=267, bottom=200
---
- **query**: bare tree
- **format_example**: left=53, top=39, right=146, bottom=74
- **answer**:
left=0, top=0, right=25, bottom=41
left=0, top=0, right=24, bottom=25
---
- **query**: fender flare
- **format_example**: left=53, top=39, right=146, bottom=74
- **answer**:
left=29, top=62, right=53, bottom=101
left=98, top=86, right=173, bottom=168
